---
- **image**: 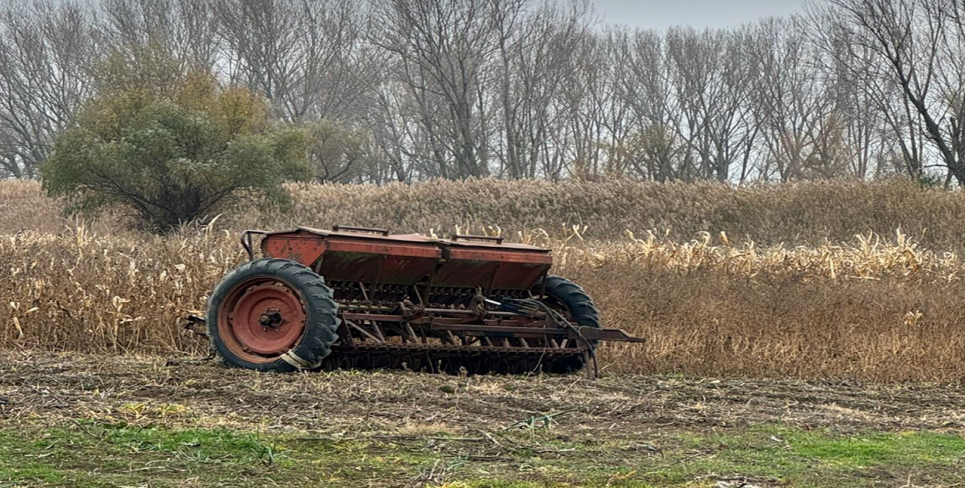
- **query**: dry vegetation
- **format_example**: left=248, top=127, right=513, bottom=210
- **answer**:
left=3, top=179, right=965, bottom=382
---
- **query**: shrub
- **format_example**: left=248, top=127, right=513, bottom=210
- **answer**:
left=41, top=73, right=312, bottom=233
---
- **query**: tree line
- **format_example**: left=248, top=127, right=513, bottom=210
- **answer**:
left=1, top=0, right=963, bottom=185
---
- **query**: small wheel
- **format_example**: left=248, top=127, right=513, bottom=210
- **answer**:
left=532, top=275, right=601, bottom=374
left=207, top=258, right=339, bottom=372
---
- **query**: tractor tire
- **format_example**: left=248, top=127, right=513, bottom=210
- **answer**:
left=534, top=275, right=600, bottom=374
left=207, top=258, right=340, bottom=372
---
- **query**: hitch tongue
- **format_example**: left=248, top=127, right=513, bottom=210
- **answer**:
left=487, top=298, right=646, bottom=343
left=184, top=314, right=208, bottom=338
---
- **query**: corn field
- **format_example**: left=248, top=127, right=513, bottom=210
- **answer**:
left=3, top=179, right=965, bottom=382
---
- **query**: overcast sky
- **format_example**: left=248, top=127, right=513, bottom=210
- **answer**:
left=590, top=0, right=806, bottom=30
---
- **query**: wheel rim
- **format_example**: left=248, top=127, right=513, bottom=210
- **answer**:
left=218, top=277, right=307, bottom=363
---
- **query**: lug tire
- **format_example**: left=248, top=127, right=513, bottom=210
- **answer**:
left=207, top=258, right=340, bottom=372
left=535, top=275, right=600, bottom=374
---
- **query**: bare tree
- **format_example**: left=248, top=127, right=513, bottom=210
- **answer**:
left=6, top=0, right=965, bottom=186
left=748, top=17, right=840, bottom=181
left=370, top=0, right=507, bottom=179
left=0, top=1, right=99, bottom=178
left=823, top=0, right=965, bottom=184
left=557, top=30, right=612, bottom=179
left=493, top=0, right=590, bottom=179
left=613, top=28, right=680, bottom=182
left=100, top=0, right=220, bottom=72
left=215, top=0, right=369, bottom=123
left=662, top=27, right=758, bottom=181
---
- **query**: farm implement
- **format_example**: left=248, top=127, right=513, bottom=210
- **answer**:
left=194, top=226, right=644, bottom=375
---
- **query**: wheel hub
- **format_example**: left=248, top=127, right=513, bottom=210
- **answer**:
left=222, top=281, right=307, bottom=357
left=259, top=310, right=283, bottom=328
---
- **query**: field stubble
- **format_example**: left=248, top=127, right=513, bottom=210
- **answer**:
left=3, top=179, right=965, bottom=382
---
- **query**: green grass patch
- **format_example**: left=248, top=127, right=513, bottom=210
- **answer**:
left=0, top=421, right=443, bottom=487
left=649, top=425, right=965, bottom=487
left=0, top=422, right=963, bottom=487
left=0, top=422, right=284, bottom=487
left=792, top=430, right=965, bottom=468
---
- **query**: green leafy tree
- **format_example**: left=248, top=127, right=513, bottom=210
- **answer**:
left=41, top=73, right=311, bottom=232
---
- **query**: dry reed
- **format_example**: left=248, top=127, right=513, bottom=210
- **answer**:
left=7, top=178, right=965, bottom=249
left=4, top=211, right=965, bottom=381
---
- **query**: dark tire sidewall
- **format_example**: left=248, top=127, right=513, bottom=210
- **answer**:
left=537, top=275, right=601, bottom=374
left=540, top=275, right=600, bottom=329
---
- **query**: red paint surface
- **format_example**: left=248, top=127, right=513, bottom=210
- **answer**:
left=259, top=227, right=552, bottom=289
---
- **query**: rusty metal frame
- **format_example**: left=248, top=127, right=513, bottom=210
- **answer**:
left=241, top=230, right=269, bottom=260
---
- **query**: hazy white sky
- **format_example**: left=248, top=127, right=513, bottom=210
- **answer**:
left=590, top=0, right=806, bottom=30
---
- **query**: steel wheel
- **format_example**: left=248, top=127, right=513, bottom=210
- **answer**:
left=218, top=279, right=307, bottom=362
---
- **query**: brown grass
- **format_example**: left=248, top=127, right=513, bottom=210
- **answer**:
left=9, top=177, right=965, bottom=249
left=270, top=178, right=965, bottom=250
left=4, top=179, right=965, bottom=382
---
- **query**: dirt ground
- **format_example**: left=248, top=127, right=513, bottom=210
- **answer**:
left=2, top=350, right=965, bottom=487
left=3, top=350, right=964, bottom=434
